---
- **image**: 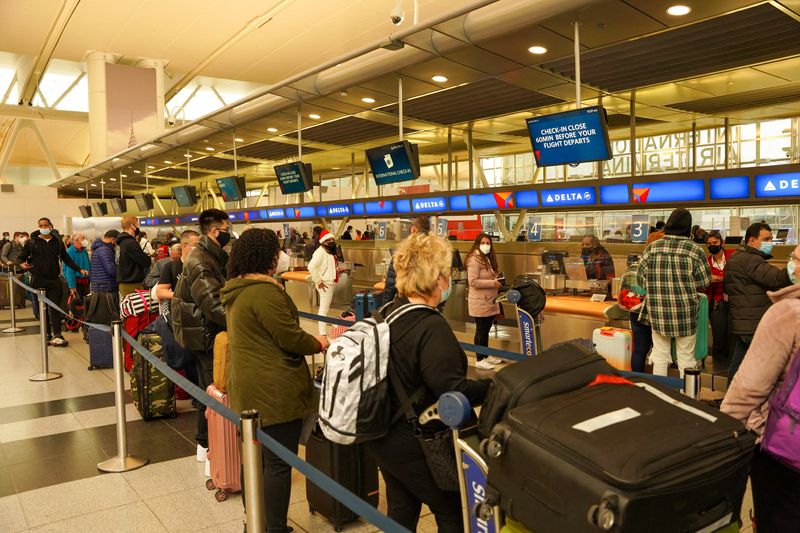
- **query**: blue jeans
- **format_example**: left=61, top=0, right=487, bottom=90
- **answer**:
left=629, top=311, right=652, bottom=373
left=727, top=334, right=752, bottom=385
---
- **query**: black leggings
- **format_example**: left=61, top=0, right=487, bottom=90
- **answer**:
left=33, top=277, right=63, bottom=337
left=473, top=316, right=495, bottom=360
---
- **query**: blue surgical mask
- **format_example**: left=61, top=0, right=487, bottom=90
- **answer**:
left=440, top=276, right=453, bottom=303
left=40, top=228, right=51, bottom=236
left=789, top=260, right=797, bottom=284
left=759, top=241, right=774, bottom=256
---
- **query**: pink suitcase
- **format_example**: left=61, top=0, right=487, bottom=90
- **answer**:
left=592, top=327, right=633, bottom=371
left=205, top=384, right=241, bottom=501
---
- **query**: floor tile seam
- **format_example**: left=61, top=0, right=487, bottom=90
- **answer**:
left=21, top=491, right=146, bottom=530
left=0, top=392, right=125, bottom=426
left=0, top=413, right=85, bottom=444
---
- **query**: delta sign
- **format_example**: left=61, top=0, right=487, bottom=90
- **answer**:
left=756, top=173, right=800, bottom=198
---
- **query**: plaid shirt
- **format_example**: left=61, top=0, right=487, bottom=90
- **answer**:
left=637, top=235, right=712, bottom=337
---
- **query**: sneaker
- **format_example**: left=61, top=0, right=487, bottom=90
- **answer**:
left=196, top=444, right=208, bottom=463
left=50, top=336, right=68, bottom=347
left=204, top=458, right=211, bottom=477
left=486, top=356, right=504, bottom=365
left=475, top=359, right=496, bottom=370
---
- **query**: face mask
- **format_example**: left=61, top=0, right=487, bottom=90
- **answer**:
left=40, top=228, right=51, bottom=236
left=19, top=237, right=27, bottom=245
left=439, top=276, right=453, bottom=304
left=276, top=251, right=290, bottom=274
left=479, top=244, right=491, bottom=255
left=324, top=241, right=337, bottom=252
left=788, top=259, right=797, bottom=284
left=707, top=245, right=721, bottom=255
left=759, top=241, right=774, bottom=256
left=215, top=229, right=231, bottom=248
left=581, top=247, right=592, bottom=256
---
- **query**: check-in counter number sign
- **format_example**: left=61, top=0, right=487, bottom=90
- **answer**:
left=631, top=215, right=649, bottom=244
left=528, top=219, right=542, bottom=242
left=377, top=222, right=387, bottom=240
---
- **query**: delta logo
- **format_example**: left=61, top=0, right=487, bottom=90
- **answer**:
left=633, top=188, right=650, bottom=203
left=378, top=201, right=385, bottom=209
left=494, top=192, right=514, bottom=209
left=294, top=209, right=301, bottom=218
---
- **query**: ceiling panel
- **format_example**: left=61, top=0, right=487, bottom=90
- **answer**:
left=232, top=139, right=321, bottom=161
left=676, top=67, right=787, bottom=96
left=287, top=116, right=414, bottom=147
left=539, top=3, right=800, bottom=92
left=190, top=156, right=259, bottom=172
left=381, top=78, right=563, bottom=125
left=668, top=82, right=800, bottom=114
left=753, top=57, right=800, bottom=82
left=474, top=23, right=585, bottom=67
left=0, top=0, right=63, bottom=56
left=151, top=167, right=210, bottom=178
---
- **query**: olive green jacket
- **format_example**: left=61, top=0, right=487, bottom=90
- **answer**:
left=220, top=275, right=321, bottom=427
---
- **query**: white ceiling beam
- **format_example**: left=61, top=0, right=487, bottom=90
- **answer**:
left=25, top=119, right=63, bottom=181
left=50, top=71, right=85, bottom=109
left=0, top=103, right=87, bottom=123
left=18, top=0, right=81, bottom=105
left=1, top=72, right=17, bottom=105
left=0, top=120, right=23, bottom=181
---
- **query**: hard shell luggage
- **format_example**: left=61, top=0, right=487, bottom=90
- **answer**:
left=205, top=383, right=241, bottom=501
left=305, top=427, right=379, bottom=531
left=0, top=273, right=25, bottom=309
left=485, top=378, right=756, bottom=533
left=477, top=342, right=614, bottom=438
left=353, top=291, right=377, bottom=320
left=131, top=333, right=177, bottom=420
left=87, top=328, right=113, bottom=369
left=592, top=327, right=633, bottom=370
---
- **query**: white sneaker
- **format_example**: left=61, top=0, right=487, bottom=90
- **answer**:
left=486, top=356, right=504, bottom=365
left=204, top=458, right=211, bottom=477
left=50, top=336, right=68, bottom=347
left=475, top=359, right=496, bottom=370
left=196, top=444, right=208, bottom=463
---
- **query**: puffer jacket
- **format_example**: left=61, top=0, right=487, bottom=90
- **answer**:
left=172, top=235, right=227, bottom=354
left=90, top=239, right=117, bottom=292
left=724, top=246, right=791, bottom=335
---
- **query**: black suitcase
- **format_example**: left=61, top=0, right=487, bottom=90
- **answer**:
left=477, top=341, right=614, bottom=438
left=485, top=378, right=756, bottom=533
left=305, top=427, right=379, bottom=531
left=87, top=328, right=113, bottom=369
left=84, top=291, right=118, bottom=370
left=0, top=273, right=26, bottom=309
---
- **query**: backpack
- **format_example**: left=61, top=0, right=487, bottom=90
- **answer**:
left=762, top=347, right=800, bottom=471
left=318, top=303, right=431, bottom=445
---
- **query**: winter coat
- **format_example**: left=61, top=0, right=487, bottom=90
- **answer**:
left=308, top=245, right=337, bottom=286
left=721, top=283, right=800, bottom=436
left=90, top=239, right=117, bottom=292
left=172, top=235, right=227, bottom=354
left=144, top=257, right=173, bottom=291
left=116, top=232, right=151, bottom=284
left=221, top=275, right=321, bottom=427
left=724, top=246, right=791, bottom=336
left=467, top=251, right=500, bottom=318
left=1, top=241, right=23, bottom=266
left=19, top=230, right=82, bottom=285
left=381, top=258, right=397, bottom=305
left=62, top=245, right=90, bottom=289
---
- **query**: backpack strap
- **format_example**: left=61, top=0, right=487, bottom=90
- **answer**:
left=376, top=302, right=438, bottom=325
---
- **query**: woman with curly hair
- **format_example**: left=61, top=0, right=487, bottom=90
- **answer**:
left=221, top=228, right=329, bottom=533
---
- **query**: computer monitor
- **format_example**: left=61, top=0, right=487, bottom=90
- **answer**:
left=725, top=236, right=743, bottom=245
left=216, top=176, right=246, bottom=202
left=92, top=202, right=108, bottom=216
left=776, top=228, right=789, bottom=240
left=110, top=198, right=127, bottom=214
left=134, top=193, right=154, bottom=211
left=78, top=205, right=92, bottom=218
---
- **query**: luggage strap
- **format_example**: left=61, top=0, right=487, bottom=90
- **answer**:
left=635, top=382, right=717, bottom=423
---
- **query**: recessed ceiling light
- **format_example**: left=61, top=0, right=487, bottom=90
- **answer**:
left=361, top=97, right=376, bottom=104
left=110, top=178, right=117, bottom=181
left=666, top=4, right=691, bottom=16
left=100, top=181, right=105, bottom=184
left=203, top=139, right=209, bottom=143
left=133, top=170, right=141, bottom=174
left=90, top=183, right=97, bottom=187
left=332, top=167, right=341, bottom=170
left=121, top=174, right=127, bottom=177
left=267, top=127, right=278, bottom=133
left=527, top=45, right=548, bottom=55
left=147, top=165, right=155, bottom=169
left=112, top=157, right=120, bottom=162
left=431, top=75, right=448, bottom=83
left=205, top=146, right=215, bottom=151
left=77, top=187, right=84, bottom=191
left=234, top=137, right=244, bottom=142
left=308, top=113, right=321, bottom=120
left=164, top=160, right=172, bottom=164
left=184, top=153, right=192, bottom=158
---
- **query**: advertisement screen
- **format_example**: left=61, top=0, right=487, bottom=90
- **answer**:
left=366, top=141, right=420, bottom=185
left=468, top=192, right=515, bottom=210
left=274, top=162, right=313, bottom=194
left=540, top=186, right=596, bottom=207
left=632, top=180, right=705, bottom=203
left=526, top=106, right=612, bottom=167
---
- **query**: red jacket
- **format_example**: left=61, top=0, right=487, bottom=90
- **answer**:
left=706, top=249, right=734, bottom=303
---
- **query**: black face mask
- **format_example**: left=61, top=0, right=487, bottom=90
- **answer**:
left=581, top=247, right=593, bottom=256
left=708, top=244, right=721, bottom=255
left=216, top=229, right=231, bottom=248
left=324, top=242, right=337, bottom=253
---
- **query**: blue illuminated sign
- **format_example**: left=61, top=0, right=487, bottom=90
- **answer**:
left=326, top=204, right=351, bottom=217
left=632, top=180, right=704, bottom=203
left=469, top=192, right=515, bottom=210
left=255, top=210, right=268, bottom=221
left=516, top=190, right=539, bottom=208
left=267, top=208, right=286, bottom=219
left=540, top=186, right=595, bottom=207
left=599, top=184, right=629, bottom=204
left=526, top=106, right=612, bottom=167
left=755, top=172, right=800, bottom=198
left=351, top=203, right=366, bottom=215
left=287, top=206, right=315, bottom=219
left=396, top=199, right=411, bottom=213
left=364, top=200, right=395, bottom=216
left=631, top=214, right=649, bottom=244
left=412, top=197, right=446, bottom=213
left=710, top=176, right=749, bottom=199
left=449, top=195, right=468, bottom=211
left=316, top=206, right=327, bottom=217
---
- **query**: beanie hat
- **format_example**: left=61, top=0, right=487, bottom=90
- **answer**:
left=664, top=208, right=692, bottom=237
left=319, top=230, right=334, bottom=243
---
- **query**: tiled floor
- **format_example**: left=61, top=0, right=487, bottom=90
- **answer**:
left=0, top=303, right=753, bottom=532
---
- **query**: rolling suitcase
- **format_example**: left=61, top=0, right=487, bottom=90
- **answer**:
left=305, top=427, right=379, bottom=531
left=592, top=327, right=633, bottom=370
left=204, top=383, right=241, bottom=501
left=86, top=328, right=113, bottom=369
left=353, top=291, right=377, bottom=321
left=0, top=273, right=25, bottom=309
left=131, top=333, right=177, bottom=420
left=84, top=291, right=118, bottom=370
left=485, top=378, right=756, bottom=533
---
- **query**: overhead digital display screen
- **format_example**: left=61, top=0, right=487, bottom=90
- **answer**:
left=526, top=106, right=612, bottom=167
left=515, top=190, right=539, bottom=208
left=216, top=176, right=246, bottom=202
left=396, top=199, right=411, bottom=213
left=267, top=208, right=286, bottom=219
left=366, top=140, right=421, bottom=185
left=351, top=203, right=366, bottom=215
left=288, top=206, right=316, bottom=219
left=365, top=200, right=395, bottom=215
left=110, top=198, right=127, bottom=214
left=540, top=186, right=596, bottom=207
left=326, top=204, right=351, bottom=217
left=755, top=172, right=800, bottom=198
left=599, top=184, right=629, bottom=205
left=79, top=205, right=92, bottom=218
left=632, top=180, right=705, bottom=203
left=468, top=192, right=515, bottom=210
left=412, top=197, right=446, bottom=213
left=274, top=162, right=313, bottom=194
left=134, top=193, right=154, bottom=211
left=172, top=185, right=197, bottom=207
left=710, top=176, right=749, bottom=199
left=449, top=195, right=468, bottom=211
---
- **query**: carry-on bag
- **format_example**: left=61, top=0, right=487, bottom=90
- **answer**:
left=205, top=383, right=241, bottom=501
left=485, top=377, right=756, bottom=533
left=0, top=272, right=25, bottom=309
left=305, top=426, right=379, bottom=532
left=84, top=291, right=118, bottom=370
left=86, top=328, right=113, bottom=369
left=477, top=341, right=615, bottom=438
left=592, top=327, right=632, bottom=370
left=212, top=331, right=229, bottom=392
left=130, top=332, right=177, bottom=420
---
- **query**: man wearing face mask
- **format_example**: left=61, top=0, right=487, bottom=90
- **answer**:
left=308, top=230, right=341, bottom=335
left=155, top=230, right=200, bottom=317
left=172, top=209, right=230, bottom=469
left=117, top=215, right=153, bottom=299
left=580, top=235, right=616, bottom=281
left=724, top=222, right=791, bottom=384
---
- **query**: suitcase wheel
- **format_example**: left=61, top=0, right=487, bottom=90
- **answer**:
left=485, top=434, right=505, bottom=458
left=475, top=502, right=494, bottom=522
left=587, top=497, right=618, bottom=531
left=205, top=479, right=216, bottom=490
left=215, top=490, right=227, bottom=502
left=308, top=507, right=315, bottom=515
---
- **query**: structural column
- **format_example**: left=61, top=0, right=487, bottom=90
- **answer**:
left=134, top=58, right=168, bottom=135
left=85, top=51, right=116, bottom=165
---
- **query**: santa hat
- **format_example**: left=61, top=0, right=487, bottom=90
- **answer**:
left=319, top=230, right=334, bottom=243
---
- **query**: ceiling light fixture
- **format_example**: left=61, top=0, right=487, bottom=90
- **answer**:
left=234, top=137, right=244, bottom=142
left=78, top=187, right=84, bottom=191
left=147, top=165, right=155, bottom=169
left=361, top=97, right=376, bottom=104
left=184, top=153, right=192, bottom=158
left=133, top=170, right=141, bottom=174
left=112, top=157, right=120, bottom=162
left=164, top=160, right=172, bottom=164
left=267, top=127, right=278, bottom=133
left=90, top=183, right=97, bottom=187
left=110, top=178, right=117, bottom=181
left=121, top=174, right=127, bottom=177
left=309, top=113, right=321, bottom=120
left=431, top=75, right=448, bottom=83
left=528, top=45, right=548, bottom=55
left=666, top=5, right=691, bottom=16
left=206, top=146, right=215, bottom=151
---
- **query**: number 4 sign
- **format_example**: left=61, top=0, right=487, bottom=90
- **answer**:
left=527, top=217, right=542, bottom=242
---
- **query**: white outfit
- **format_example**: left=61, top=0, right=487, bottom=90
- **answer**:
left=651, top=332, right=697, bottom=378
left=308, top=246, right=338, bottom=334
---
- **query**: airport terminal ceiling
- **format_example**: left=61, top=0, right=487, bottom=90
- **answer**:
left=2, top=0, right=800, bottom=201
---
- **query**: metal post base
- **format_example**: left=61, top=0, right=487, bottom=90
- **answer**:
left=97, top=455, right=149, bottom=473
left=29, top=372, right=62, bottom=381
left=2, top=326, right=24, bottom=333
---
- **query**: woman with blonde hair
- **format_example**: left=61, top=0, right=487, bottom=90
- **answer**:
left=365, top=232, right=490, bottom=532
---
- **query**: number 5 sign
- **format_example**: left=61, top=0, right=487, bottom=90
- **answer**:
left=631, top=215, right=649, bottom=244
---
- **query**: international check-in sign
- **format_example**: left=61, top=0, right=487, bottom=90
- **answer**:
left=377, top=222, right=387, bottom=240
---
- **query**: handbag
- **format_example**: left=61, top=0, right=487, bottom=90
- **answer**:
left=388, top=364, right=460, bottom=492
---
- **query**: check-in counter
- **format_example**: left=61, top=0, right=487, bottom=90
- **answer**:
left=280, top=269, right=353, bottom=314
left=538, top=295, right=618, bottom=349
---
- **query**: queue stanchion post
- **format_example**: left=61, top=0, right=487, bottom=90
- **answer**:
left=2, top=266, right=23, bottom=334
left=241, top=410, right=266, bottom=533
left=29, top=289, right=62, bottom=381
left=97, top=320, right=148, bottom=472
